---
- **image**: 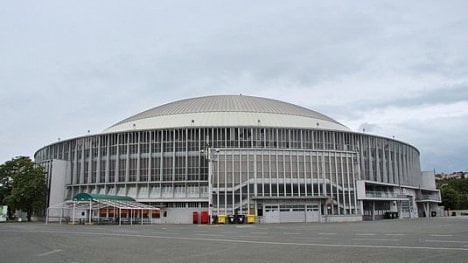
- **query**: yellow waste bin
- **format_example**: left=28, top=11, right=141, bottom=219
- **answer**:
left=246, top=214, right=256, bottom=224
left=217, top=214, right=226, bottom=224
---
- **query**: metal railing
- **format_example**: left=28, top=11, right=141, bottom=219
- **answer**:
left=416, top=194, right=441, bottom=201
left=365, top=191, right=402, bottom=199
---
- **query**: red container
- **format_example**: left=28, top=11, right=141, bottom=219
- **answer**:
left=200, top=211, right=209, bottom=224
left=192, top=211, right=199, bottom=224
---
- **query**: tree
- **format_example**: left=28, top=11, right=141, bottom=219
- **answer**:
left=0, top=160, right=15, bottom=218
left=0, top=156, right=47, bottom=221
left=440, top=187, right=461, bottom=210
left=437, top=178, right=468, bottom=210
left=0, top=167, right=12, bottom=202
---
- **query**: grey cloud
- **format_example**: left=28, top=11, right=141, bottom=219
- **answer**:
left=358, top=123, right=381, bottom=134
left=1, top=1, right=468, bottom=172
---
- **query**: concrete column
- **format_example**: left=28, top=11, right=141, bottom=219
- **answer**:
left=372, top=200, right=375, bottom=221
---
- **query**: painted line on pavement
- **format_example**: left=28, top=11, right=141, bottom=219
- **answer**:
left=14, top=229, right=468, bottom=252
left=425, top=240, right=468, bottom=244
left=353, top=238, right=400, bottom=242
left=37, top=249, right=63, bottom=257
left=195, top=234, right=225, bottom=237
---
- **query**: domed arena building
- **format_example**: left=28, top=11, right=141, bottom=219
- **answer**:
left=35, top=95, right=441, bottom=224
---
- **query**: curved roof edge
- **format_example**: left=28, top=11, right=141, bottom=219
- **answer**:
left=104, top=112, right=350, bottom=133
left=105, top=95, right=350, bottom=133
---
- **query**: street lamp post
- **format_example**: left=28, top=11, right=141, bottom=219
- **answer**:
left=201, top=145, right=219, bottom=224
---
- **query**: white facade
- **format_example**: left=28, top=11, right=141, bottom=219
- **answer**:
left=35, top=95, right=440, bottom=223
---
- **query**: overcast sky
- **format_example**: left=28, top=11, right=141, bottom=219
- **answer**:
left=1, top=1, right=467, bottom=172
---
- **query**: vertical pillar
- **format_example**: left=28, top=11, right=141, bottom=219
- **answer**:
left=72, top=202, right=76, bottom=223
left=89, top=200, right=92, bottom=224
left=372, top=200, right=375, bottom=221
left=59, top=207, right=63, bottom=224
left=46, top=208, right=49, bottom=224
left=208, top=147, right=212, bottom=224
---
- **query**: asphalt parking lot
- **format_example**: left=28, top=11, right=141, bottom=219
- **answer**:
left=1, top=217, right=467, bottom=263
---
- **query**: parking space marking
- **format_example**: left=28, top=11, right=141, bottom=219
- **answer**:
left=5, top=228, right=468, bottom=253
left=195, top=234, right=226, bottom=237
left=425, top=240, right=468, bottom=244
left=37, top=249, right=63, bottom=257
left=24, top=229, right=468, bottom=252
left=353, top=238, right=400, bottom=242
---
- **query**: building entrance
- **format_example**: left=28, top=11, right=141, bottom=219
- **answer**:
left=263, top=203, right=320, bottom=223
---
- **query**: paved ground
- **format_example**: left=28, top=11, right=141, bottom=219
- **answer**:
left=1, top=217, right=467, bottom=263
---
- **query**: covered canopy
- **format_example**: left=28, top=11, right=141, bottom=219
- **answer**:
left=46, top=193, right=160, bottom=225
left=73, top=193, right=136, bottom=202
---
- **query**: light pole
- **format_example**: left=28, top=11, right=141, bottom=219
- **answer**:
left=201, top=146, right=219, bottom=224
left=439, top=183, right=448, bottom=215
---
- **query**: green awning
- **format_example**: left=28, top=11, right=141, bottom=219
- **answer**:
left=73, top=193, right=136, bottom=202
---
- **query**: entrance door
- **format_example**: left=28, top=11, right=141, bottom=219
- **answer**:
left=264, top=203, right=320, bottom=223
left=264, top=205, right=280, bottom=223
left=279, top=210, right=305, bottom=223
left=305, top=204, right=320, bottom=222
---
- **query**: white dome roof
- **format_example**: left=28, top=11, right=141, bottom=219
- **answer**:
left=105, top=95, right=349, bottom=132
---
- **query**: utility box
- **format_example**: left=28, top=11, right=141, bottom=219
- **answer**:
left=246, top=214, right=256, bottom=224
left=201, top=211, right=209, bottom=224
left=192, top=212, right=199, bottom=224
left=228, top=215, right=235, bottom=224
left=217, top=214, right=226, bottom=224
left=236, top=215, right=245, bottom=224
